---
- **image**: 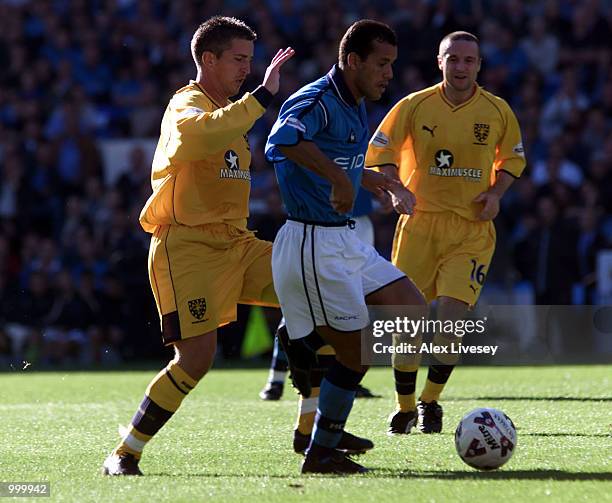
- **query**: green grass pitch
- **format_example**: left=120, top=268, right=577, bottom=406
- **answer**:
left=1, top=366, right=610, bottom=502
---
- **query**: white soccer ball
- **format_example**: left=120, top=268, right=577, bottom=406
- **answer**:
left=454, top=407, right=517, bottom=470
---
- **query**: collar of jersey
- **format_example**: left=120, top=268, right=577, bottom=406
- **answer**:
left=326, top=65, right=358, bottom=108
left=189, top=80, right=228, bottom=109
left=437, top=82, right=481, bottom=112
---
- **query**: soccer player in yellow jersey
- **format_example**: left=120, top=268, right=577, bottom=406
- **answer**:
left=365, top=31, right=526, bottom=434
left=102, top=16, right=294, bottom=476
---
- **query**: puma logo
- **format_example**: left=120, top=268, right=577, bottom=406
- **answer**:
left=422, top=125, right=437, bottom=137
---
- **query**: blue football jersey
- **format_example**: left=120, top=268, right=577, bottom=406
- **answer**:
left=353, top=188, right=373, bottom=217
left=265, top=65, right=369, bottom=222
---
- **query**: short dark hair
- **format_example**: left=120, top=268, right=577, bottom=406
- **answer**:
left=191, top=16, right=257, bottom=67
left=439, top=31, right=480, bottom=55
left=338, top=19, right=397, bottom=68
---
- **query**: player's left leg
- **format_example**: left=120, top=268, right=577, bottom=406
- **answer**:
left=301, top=325, right=371, bottom=474
left=365, top=274, right=428, bottom=434
left=418, top=295, right=469, bottom=433
left=418, top=215, right=496, bottom=433
left=386, top=212, right=437, bottom=433
left=291, top=346, right=374, bottom=456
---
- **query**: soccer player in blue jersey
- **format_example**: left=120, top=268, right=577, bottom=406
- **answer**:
left=259, top=188, right=378, bottom=458
left=265, top=20, right=427, bottom=474
left=259, top=187, right=377, bottom=403
left=259, top=187, right=377, bottom=404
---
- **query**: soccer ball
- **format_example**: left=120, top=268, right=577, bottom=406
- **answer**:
left=454, top=407, right=517, bottom=470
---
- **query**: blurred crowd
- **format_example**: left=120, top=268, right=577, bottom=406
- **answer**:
left=0, top=0, right=611, bottom=367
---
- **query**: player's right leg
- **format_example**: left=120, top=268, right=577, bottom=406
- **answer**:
left=292, top=345, right=333, bottom=452
left=102, top=331, right=216, bottom=476
left=259, top=324, right=289, bottom=401
left=103, top=223, right=245, bottom=475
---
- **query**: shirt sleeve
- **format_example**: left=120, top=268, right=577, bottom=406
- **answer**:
left=365, top=97, right=412, bottom=169
left=170, top=86, right=271, bottom=157
left=265, top=95, right=329, bottom=162
left=494, top=102, right=526, bottom=178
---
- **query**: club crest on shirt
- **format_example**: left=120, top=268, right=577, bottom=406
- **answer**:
left=220, top=149, right=251, bottom=180
left=473, top=123, right=490, bottom=145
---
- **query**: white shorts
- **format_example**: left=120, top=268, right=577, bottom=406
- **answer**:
left=353, top=215, right=374, bottom=246
left=272, top=220, right=405, bottom=340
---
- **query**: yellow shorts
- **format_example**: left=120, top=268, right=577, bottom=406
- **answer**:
left=392, top=211, right=496, bottom=305
left=148, top=223, right=278, bottom=345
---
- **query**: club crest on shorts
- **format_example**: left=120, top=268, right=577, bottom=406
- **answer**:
left=188, top=298, right=207, bottom=321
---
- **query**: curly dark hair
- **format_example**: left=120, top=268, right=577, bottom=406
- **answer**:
left=338, top=19, right=397, bottom=68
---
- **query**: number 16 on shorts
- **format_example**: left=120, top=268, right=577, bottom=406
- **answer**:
left=469, top=259, right=487, bottom=296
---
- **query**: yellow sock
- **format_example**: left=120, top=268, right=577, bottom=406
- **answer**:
left=395, top=391, right=416, bottom=412
left=115, top=362, right=198, bottom=457
left=296, top=387, right=320, bottom=435
left=419, top=380, right=446, bottom=403
left=145, top=362, right=197, bottom=412
left=392, top=361, right=419, bottom=412
left=115, top=427, right=151, bottom=459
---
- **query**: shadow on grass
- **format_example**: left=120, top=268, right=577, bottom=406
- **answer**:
left=143, top=469, right=612, bottom=481
left=372, top=468, right=612, bottom=481
left=449, top=396, right=611, bottom=402
left=381, top=431, right=610, bottom=438
left=521, top=432, right=610, bottom=438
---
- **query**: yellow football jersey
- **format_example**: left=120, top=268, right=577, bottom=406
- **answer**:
left=366, top=83, right=526, bottom=221
left=140, top=81, right=271, bottom=232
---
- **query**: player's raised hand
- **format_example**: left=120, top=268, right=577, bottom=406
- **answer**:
left=474, top=190, right=500, bottom=220
left=330, top=173, right=354, bottom=214
left=262, top=47, right=295, bottom=95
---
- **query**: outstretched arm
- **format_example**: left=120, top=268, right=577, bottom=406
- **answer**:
left=279, top=141, right=354, bottom=214
left=362, top=165, right=416, bottom=215
left=174, top=47, right=295, bottom=153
